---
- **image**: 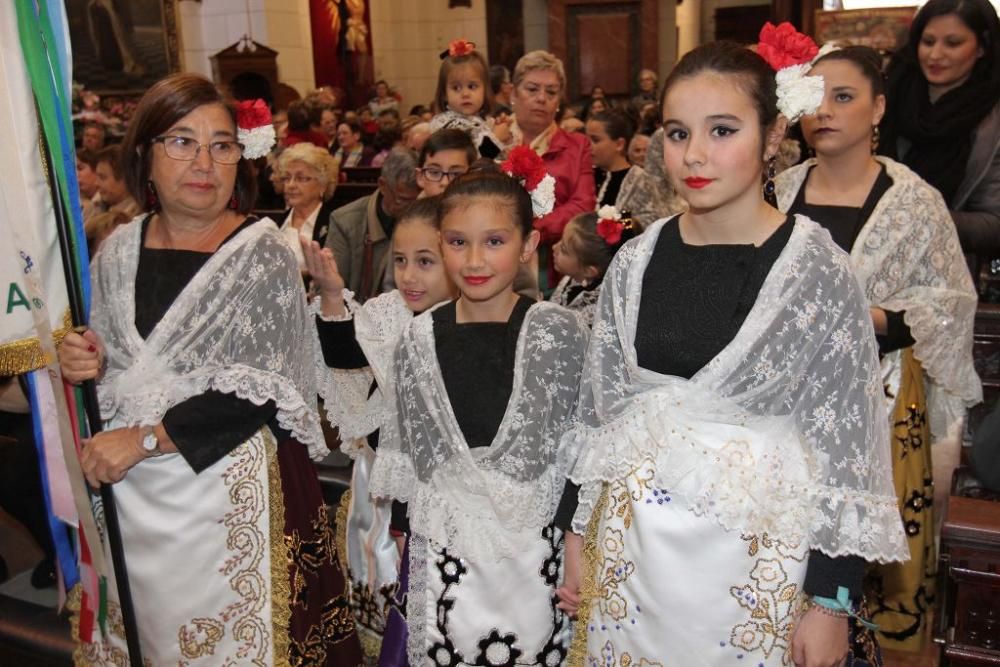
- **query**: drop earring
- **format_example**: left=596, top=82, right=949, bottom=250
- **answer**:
left=763, top=155, right=777, bottom=206
left=871, top=125, right=880, bottom=153
left=145, top=181, right=158, bottom=210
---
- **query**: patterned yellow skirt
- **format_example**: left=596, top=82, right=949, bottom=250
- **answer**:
left=865, top=347, right=935, bottom=652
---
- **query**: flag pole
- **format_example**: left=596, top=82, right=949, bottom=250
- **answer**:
left=39, top=130, right=145, bottom=666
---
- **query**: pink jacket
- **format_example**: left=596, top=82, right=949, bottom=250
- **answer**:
left=533, top=129, right=596, bottom=244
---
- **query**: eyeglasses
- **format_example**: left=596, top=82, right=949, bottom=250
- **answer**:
left=280, top=173, right=318, bottom=185
left=418, top=167, right=467, bottom=183
left=153, top=135, right=244, bottom=164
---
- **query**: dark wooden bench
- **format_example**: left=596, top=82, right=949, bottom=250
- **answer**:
left=341, top=167, right=381, bottom=184
left=0, top=595, right=73, bottom=666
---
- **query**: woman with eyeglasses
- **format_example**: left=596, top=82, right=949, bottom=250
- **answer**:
left=276, top=142, right=339, bottom=276
left=57, top=74, right=363, bottom=664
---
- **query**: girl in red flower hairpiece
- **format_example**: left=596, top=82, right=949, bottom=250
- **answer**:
left=430, top=38, right=512, bottom=159
left=550, top=207, right=638, bottom=328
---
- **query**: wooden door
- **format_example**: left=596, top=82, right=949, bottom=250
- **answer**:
left=549, top=0, right=658, bottom=104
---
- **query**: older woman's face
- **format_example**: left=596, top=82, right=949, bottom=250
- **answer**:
left=513, top=69, right=562, bottom=132
left=281, top=159, right=325, bottom=210
left=918, top=13, right=983, bottom=91
left=149, top=103, right=238, bottom=219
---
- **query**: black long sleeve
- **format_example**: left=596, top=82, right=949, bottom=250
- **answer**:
left=803, top=551, right=866, bottom=600
left=877, top=309, right=916, bottom=355
left=316, top=316, right=368, bottom=369
left=163, top=392, right=277, bottom=473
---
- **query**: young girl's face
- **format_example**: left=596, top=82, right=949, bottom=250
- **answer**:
left=392, top=217, right=455, bottom=312
left=440, top=198, right=538, bottom=313
left=446, top=62, right=486, bottom=116
left=553, top=222, right=596, bottom=283
left=662, top=71, right=778, bottom=215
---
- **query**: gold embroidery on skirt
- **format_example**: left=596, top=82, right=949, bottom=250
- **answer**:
left=268, top=432, right=293, bottom=667
left=595, top=639, right=665, bottom=667
left=567, top=484, right=609, bottom=667
left=176, top=429, right=270, bottom=665
left=69, top=584, right=136, bottom=667
left=729, top=533, right=806, bottom=664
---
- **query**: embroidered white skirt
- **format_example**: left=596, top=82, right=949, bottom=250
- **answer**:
left=573, top=459, right=809, bottom=667
left=341, top=443, right=400, bottom=658
left=406, top=527, right=571, bottom=667
left=76, top=429, right=288, bottom=666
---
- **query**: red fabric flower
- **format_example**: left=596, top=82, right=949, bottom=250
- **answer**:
left=756, top=22, right=818, bottom=71
left=236, top=99, right=272, bottom=130
left=501, top=146, right=545, bottom=191
left=596, top=219, right=623, bottom=245
left=449, top=39, right=476, bottom=58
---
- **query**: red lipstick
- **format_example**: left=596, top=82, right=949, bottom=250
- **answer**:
left=684, top=177, right=713, bottom=189
left=463, top=275, right=490, bottom=286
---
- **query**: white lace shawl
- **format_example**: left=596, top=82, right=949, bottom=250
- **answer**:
left=549, top=275, right=601, bottom=328
left=369, top=301, right=588, bottom=562
left=616, top=165, right=684, bottom=230
left=776, top=157, right=982, bottom=441
left=564, top=216, right=909, bottom=563
left=92, top=216, right=331, bottom=460
left=322, top=290, right=414, bottom=453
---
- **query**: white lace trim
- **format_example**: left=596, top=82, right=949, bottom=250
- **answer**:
left=564, top=216, right=909, bottom=563
left=371, top=450, right=564, bottom=564
left=93, top=216, right=330, bottom=461
left=369, top=301, right=586, bottom=562
left=405, top=534, right=429, bottom=667
left=776, top=157, right=981, bottom=441
left=567, top=397, right=908, bottom=563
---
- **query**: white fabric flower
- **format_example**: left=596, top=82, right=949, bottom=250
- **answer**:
left=775, top=64, right=825, bottom=123
left=238, top=124, right=277, bottom=160
left=597, top=204, right=621, bottom=221
left=531, top=173, right=556, bottom=218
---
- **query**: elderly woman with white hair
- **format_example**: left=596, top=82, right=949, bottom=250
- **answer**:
left=276, top=142, right=339, bottom=273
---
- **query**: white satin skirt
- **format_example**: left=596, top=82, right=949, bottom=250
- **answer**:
left=406, top=527, right=571, bottom=666
left=573, top=458, right=809, bottom=667
left=75, top=429, right=287, bottom=666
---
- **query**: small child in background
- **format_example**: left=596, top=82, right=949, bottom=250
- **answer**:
left=415, top=129, right=476, bottom=197
left=429, top=39, right=511, bottom=159
left=550, top=206, right=638, bottom=327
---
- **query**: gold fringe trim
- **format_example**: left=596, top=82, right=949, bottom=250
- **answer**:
left=267, top=430, right=293, bottom=667
left=0, top=308, right=73, bottom=375
left=567, top=484, right=609, bottom=667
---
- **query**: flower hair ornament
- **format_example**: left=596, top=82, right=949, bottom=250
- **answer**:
left=236, top=99, right=276, bottom=159
left=440, top=38, right=476, bottom=60
left=501, top=145, right=557, bottom=218
left=756, top=22, right=839, bottom=123
left=595, top=205, right=636, bottom=246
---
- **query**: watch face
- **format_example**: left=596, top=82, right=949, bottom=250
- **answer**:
left=142, top=432, right=158, bottom=452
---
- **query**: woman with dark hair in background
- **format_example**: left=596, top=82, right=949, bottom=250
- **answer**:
left=777, top=45, right=980, bottom=651
left=879, top=0, right=1000, bottom=277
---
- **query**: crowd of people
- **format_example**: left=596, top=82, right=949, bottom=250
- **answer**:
left=0, top=0, right=995, bottom=665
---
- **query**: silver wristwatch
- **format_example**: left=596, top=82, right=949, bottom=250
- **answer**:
left=141, top=427, right=163, bottom=457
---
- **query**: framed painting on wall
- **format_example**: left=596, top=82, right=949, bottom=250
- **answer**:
left=65, top=0, right=181, bottom=95
left=814, top=7, right=917, bottom=55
